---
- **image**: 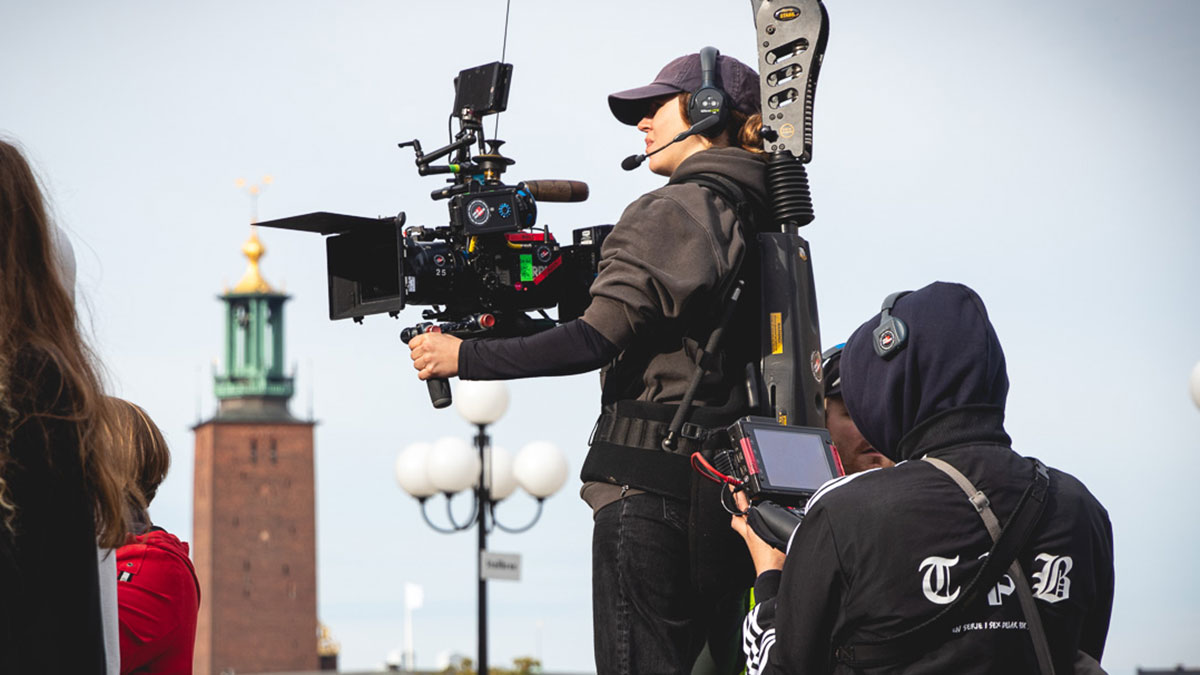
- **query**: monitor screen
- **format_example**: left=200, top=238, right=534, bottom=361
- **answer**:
left=752, top=426, right=836, bottom=492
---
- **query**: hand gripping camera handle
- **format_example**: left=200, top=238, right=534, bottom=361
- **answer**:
left=426, top=377, right=453, bottom=409
left=401, top=322, right=454, bottom=409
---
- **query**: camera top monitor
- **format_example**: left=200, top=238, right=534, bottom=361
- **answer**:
left=453, top=62, right=513, bottom=118
left=730, top=417, right=844, bottom=503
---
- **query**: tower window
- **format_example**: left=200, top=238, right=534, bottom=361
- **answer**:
left=250, top=439, right=258, bottom=464
left=269, top=438, right=278, bottom=464
left=282, top=564, right=290, bottom=576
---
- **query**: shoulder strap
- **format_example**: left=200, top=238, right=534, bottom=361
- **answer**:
left=651, top=173, right=760, bottom=447
left=835, top=457, right=1052, bottom=670
left=600, top=172, right=756, bottom=407
left=924, top=457, right=1056, bottom=675
left=672, top=172, right=763, bottom=236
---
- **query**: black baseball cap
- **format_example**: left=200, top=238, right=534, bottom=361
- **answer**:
left=608, top=52, right=761, bottom=126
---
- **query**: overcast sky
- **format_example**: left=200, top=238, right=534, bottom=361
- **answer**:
left=3, top=1, right=1198, bottom=672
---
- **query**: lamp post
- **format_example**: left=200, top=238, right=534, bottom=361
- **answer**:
left=1191, top=361, right=1200, bottom=410
left=395, top=381, right=568, bottom=675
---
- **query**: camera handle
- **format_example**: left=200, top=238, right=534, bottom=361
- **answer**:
left=401, top=322, right=455, bottom=409
left=426, top=377, right=453, bottom=409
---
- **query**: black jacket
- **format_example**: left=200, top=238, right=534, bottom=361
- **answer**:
left=743, top=282, right=1114, bottom=674
left=0, top=349, right=108, bottom=674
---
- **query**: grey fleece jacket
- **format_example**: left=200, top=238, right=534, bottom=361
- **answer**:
left=582, top=146, right=768, bottom=405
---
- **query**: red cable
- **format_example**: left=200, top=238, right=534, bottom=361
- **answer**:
left=690, top=452, right=742, bottom=487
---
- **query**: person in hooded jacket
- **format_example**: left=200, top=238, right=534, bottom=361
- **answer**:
left=408, top=51, right=767, bottom=674
left=734, top=282, right=1114, bottom=674
left=110, top=398, right=200, bottom=674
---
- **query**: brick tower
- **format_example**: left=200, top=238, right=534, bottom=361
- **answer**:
left=193, top=230, right=318, bottom=675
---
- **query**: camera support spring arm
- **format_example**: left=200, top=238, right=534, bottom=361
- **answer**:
left=747, top=0, right=829, bottom=427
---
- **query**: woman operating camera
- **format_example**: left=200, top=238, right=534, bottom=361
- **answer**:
left=408, top=51, right=768, bottom=674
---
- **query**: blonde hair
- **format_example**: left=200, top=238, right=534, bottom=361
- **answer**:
left=108, top=398, right=171, bottom=516
left=0, top=139, right=128, bottom=548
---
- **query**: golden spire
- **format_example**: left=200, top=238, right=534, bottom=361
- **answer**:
left=317, top=623, right=341, bottom=657
left=232, top=227, right=274, bottom=294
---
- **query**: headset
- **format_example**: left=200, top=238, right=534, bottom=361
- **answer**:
left=687, top=46, right=731, bottom=137
left=872, top=291, right=911, bottom=359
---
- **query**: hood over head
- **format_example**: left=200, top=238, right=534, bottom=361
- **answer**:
left=839, top=282, right=1009, bottom=461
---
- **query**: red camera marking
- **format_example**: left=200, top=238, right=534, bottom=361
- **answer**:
left=532, top=256, right=563, bottom=285
left=506, top=232, right=546, bottom=243
left=741, top=437, right=760, bottom=475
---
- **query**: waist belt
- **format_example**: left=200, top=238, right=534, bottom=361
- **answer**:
left=590, top=412, right=714, bottom=455
left=590, top=399, right=735, bottom=455
left=580, top=399, right=740, bottom=501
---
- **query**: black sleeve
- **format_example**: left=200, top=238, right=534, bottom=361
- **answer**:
left=764, top=503, right=845, bottom=673
left=458, top=318, right=620, bottom=380
left=1080, top=508, right=1115, bottom=661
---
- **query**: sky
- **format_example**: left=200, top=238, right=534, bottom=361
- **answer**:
left=3, top=1, right=1199, bottom=672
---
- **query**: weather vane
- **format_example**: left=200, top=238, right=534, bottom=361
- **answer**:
left=234, top=174, right=274, bottom=224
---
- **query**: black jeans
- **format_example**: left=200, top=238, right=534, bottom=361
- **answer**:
left=592, top=492, right=720, bottom=675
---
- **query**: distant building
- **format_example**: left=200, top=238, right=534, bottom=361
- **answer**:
left=192, top=230, right=321, bottom=674
left=1138, top=668, right=1200, bottom=674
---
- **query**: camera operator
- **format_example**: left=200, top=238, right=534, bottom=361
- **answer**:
left=409, top=52, right=768, bottom=674
left=735, top=282, right=1114, bottom=674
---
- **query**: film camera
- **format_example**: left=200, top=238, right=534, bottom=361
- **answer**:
left=259, top=62, right=611, bottom=407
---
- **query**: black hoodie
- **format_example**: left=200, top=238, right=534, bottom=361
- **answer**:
left=840, top=282, right=1010, bottom=462
left=741, top=282, right=1114, bottom=675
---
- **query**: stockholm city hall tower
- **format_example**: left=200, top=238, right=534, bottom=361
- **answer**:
left=192, top=230, right=319, bottom=674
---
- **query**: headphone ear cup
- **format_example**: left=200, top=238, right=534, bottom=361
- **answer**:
left=688, top=86, right=729, bottom=134
left=872, top=315, right=908, bottom=359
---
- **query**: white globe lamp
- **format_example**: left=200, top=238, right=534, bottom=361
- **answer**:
left=427, top=436, right=480, bottom=494
left=456, top=380, right=511, bottom=426
left=514, top=441, right=568, bottom=499
left=395, top=442, right=437, bottom=498
left=483, top=446, right=518, bottom=501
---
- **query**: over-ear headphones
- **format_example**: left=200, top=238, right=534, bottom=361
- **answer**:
left=687, top=46, right=730, bottom=137
left=872, top=291, right=912, bottom=359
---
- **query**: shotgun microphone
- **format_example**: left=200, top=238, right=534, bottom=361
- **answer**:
left=620, top=115, right=722, bottom=171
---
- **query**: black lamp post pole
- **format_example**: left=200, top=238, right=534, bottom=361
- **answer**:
left=475, top=423, right=489, bottom=675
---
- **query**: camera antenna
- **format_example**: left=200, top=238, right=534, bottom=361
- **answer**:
left=493, top=0, right=513, bottom=141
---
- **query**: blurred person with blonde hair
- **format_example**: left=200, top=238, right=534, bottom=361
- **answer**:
left=110, top=398, right=200, bottom=675
left=0, top=138, right=128, bottom=672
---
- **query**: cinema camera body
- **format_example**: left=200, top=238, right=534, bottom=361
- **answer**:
left=259, top=62, right=611, bottom=407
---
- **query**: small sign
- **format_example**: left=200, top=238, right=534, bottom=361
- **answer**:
left=481, top=551, right=522, bottom=581
left=770, top=312, right=784, bottom=355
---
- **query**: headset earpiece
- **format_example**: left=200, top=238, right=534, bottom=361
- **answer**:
left=873, top=291, right=911, bottom=359
left=688, top=46, right=730, bottom=137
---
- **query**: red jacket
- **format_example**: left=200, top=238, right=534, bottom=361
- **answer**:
left=116, top=528, right=201, bottom=674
